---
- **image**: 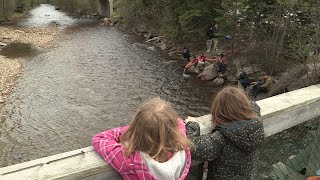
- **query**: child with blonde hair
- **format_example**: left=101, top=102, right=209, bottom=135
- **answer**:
left=92, top=97, right=192, bottom=180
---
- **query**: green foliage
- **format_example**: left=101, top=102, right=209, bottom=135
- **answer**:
left=49, top=0, right=97, bottom=15
left=0, top=0, right=48, bottom=21
left=0, top=0, right=16, bottom=20
left=117, top=0, right=222, bottom=42
left=219, top=0, right=320, bottom=74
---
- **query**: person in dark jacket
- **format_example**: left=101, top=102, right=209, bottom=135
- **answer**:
left=206, top=24, right=220, bottom=52
left=206, top=26, right=214, bottom=52
left=238, top=70, right=250, bottom=89
left=182, top=46, right=191, bottom=61
left=212, top=24, right=220, bottom=51
left=186, top=86, right=264, bottom=180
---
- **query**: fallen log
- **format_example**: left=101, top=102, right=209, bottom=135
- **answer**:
left=145, top=36, right=164, bottom=43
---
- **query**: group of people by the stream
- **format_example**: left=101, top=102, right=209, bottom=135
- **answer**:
left=182, top=24, right=229, bottom=79
left=181, top=24, right=274, bottom=100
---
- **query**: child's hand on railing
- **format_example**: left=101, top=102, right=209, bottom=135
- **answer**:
left=185, top=116, right=198, bottom=124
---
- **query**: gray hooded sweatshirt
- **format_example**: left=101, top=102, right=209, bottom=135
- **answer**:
left=187, top=118, right=264, bottom=180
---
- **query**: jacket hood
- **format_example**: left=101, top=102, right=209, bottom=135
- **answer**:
left=140, top=150, right=187, bottom=180
left=215, top=119, right=264, bottom=152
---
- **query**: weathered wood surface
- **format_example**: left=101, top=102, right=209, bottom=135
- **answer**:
left=192, top=84, right=320, bottom=137
left=1, top=84, right=320, bottom=180
left=0, top=147, right=121, bottom=180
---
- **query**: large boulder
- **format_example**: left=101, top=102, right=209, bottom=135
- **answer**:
left=211, top=77, right=224, bottom=86
left=299, top=67, right=320, bottom=86
left=227, top=74, right=237, bottom=83
left=186, top=66, right=199, bottom=74
left=49, top=21, right=60, bottom=26
left=243, top=66, right=254, bottom=75
left=267, top=64, right=308, bottom=97
left=198, top=63, right=218, bottom=80
left=232, top=58, right=243, bottom=70
left=242, top=65, right=262, bottom=75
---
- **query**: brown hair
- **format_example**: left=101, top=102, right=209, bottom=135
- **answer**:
left=211, top=86, right=258, bottom=126
left=120, top=97, right=192, bottom=162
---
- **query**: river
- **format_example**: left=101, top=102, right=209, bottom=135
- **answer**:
left=0, top=4, right=219, bottom=167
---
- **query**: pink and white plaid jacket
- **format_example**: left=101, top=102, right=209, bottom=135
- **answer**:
left=92, top=118, right=192, bottom=180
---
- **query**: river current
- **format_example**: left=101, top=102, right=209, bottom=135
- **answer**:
left=0, top=4, right=219, bottom=166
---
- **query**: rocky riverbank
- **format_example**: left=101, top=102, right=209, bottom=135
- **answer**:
left=101, top=18, right=320, bottom=100
left=0, top=26, right=58, bottom=49
left=0, top=26, right=59, bottom=107
left=101, top=18, right=199, bottom=58
left=100, top=18, right=263, bottom=89
left=0, top=56, right=21, bottom=104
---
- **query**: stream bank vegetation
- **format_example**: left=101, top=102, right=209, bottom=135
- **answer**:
left=0, top=0, right=50, bottom=22
left=49, top=0, right=98, bottom=17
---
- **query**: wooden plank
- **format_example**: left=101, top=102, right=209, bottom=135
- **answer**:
left=257, top=84, right=320, bottom=118
left=262, top=98, right=320, bottom=136
left=1, top=84, right=320, bottom=180
left=0, top=146, right=117, bottom=180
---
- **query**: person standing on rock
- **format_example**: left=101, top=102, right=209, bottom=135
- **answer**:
left=206, top=24, right=220, bottom=52
left=212, top=24, right=220, bottom=51
left=206, top=26, right=215, bottom=52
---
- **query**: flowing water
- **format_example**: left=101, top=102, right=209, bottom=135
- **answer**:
left=18, top=4, right=75, bottom=28
left=0, top=4, right=220, bottom=167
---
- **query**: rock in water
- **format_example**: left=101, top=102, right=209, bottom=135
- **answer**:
left=243, top=66, right=254, bottom=75
left=198, top=63, right=218, bottom=80
left=0, top=42, right=7, bottom=47
left=183, top=74, right=190, bottom=78
left=212, top=77, right=224, bottom=86
left=227, top=75, right=237, bottom=83
left=267, top=65, right=308, bottom=97
left=185, top=66, right=199, bottom=74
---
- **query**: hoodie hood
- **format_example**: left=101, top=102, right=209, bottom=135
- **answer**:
left=215, top=119, right=264, bottom=152
left=140, top=150, right=187, bottom=180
